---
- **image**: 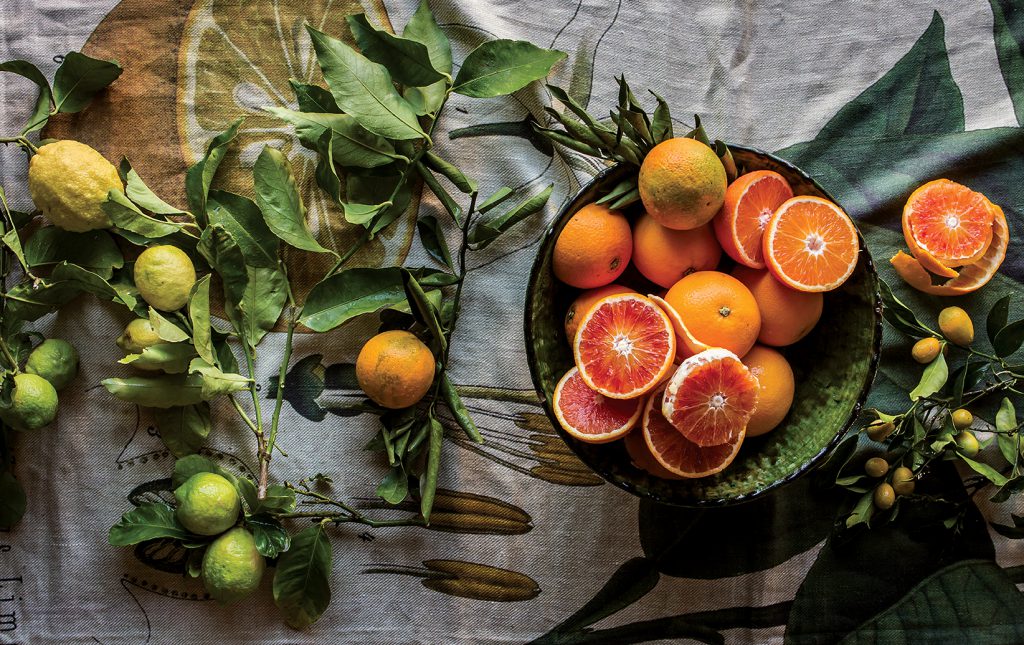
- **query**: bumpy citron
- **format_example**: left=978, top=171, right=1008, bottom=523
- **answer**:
left=938, top=306, right=974, bottom=346
left=732, top=266, right=822, bottom=347
left=117, top=318, right=163, bottom=354
left=356, top=330, right=435, bottom=409
left=631, top=213, right=721, bottom=288
left=638, top=137, right=727, bottom=230
left=552, top=203, right=632, bottom=289
left=202, top=527, right=266, bottom=604
left=27, top=140, right=122, bottom=232
left=134, top=245, right=197, bottom=311
left=1, top=373, right=58, bottom=431
left=174, top=472, right=241, bottom=536
left=24, top=339, right=79, bottom=391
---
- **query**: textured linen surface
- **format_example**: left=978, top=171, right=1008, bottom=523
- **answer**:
left=2, top=0, right=1024, bottom=643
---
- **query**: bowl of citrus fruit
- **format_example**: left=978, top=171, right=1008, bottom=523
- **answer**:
left=525, top=138, right=882, bottom=506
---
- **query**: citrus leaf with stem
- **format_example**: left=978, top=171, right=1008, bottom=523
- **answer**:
left=185, top=118, right=243, bottom=225
left=253, top=147, right=334, bottom=256
left=988, top=294, right=1012, bottom=344
left=452, top=40, right=566, bottom=98
left=264, top=108, right=402, bottom=168
left=103, top=191, right=189, bottom=240
left=153, top=403, right=211, bottom=458
left=197, top=225, right=247, bottom=332
left=469, top=184, right=553, bottom=249
left=51, top=51, right=122, bottom=114
left=119, top=158, right=189, bottom=216
left=994, top=319, right=1024, bottom=358
left=273, top=522, right=333, bottom=629
left=909, top=353, right=948, bottom=401
left=477, top=187, right=514, bottom=214
left=878, top=278, right=934, bottom=338
left=423, top=151, right=477, bottom=194
left=248, top=513, right=290, bottom=559
left=420, top=414, right=444, bottom=522
left=0, top=60, right=51, bottom=134
left=960, top=455, right=1010, bottom=486
left=51, top=261, right=138, bottom=312
left=403, top=0, right=453, bottom=75
left=229, top=265, right=288, bottom=349
left=188, top=358, right=251, bottom=398
left=148, top=308, right=189, bottom=343
left=650, top=91, right=673, bottom=142
left=102, top=374, right=206, bottom=408
left=299, top=267, right=406, bottom=332
left=207, top=190, right=278, bottom=269
left=108, top=502, right=191, bottom=546
left=119, top=343, right=196, bottom=374
left=188, top=276, right=214, bottom=365
left=289, top=79, right=340, bottom=113
left=346, top=13, right=446, bottom=87
left=401, top=270, right=446, bottom=353
left=415, top=163, right=462, bottom=223
left=416, top=215, right=453, bottom=270
left=23, top=227, right=123, bottom=273
left=377, top=465, right=408, bottom=504
left=441, top=374, right=483, bottom=443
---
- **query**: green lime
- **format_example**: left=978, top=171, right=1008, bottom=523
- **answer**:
left=1, top=373, right=58, bottom=431
left=174, top=472, right=240, bottom=536
left=24, top=339, right=79, bottom=391
left=134, top=245, right=196, bottom=311
left=27, top=140, right=122, bottom=232
left=202, top=527, right=266, bottom=604
left=117, top=318, right=162, bottom=354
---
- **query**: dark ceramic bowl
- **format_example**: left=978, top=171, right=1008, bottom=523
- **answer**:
left=524, top=145, right=882, bottom=507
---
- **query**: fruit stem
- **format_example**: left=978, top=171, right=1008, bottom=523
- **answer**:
left=0, top=137, right=37, bottom=154
left=228, top=394, right=259, bottom=436
left=267, top=308, right=297, bottom=460
left=0, top=338, right=19, bottom=375
left=283, top=485, right=425, bottom=529
left=241, top=342, right=269, bottom=500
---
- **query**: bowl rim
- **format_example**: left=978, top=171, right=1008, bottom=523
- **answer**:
left=523, top=144, right=883, bottom=508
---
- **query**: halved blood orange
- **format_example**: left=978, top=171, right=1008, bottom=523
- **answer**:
left=553, top=367, right=642, bottom=443
left=648, top=294, right=710, bottom=361
left=574, top=293, right=676, bottom=399
left=892, top=202, right=1008, bottom=296
left=624, top=426, right=683, bottom=480
left=902, top=179, right=994, bottom=268
left=763, top=196, right=859, bottom=292
left=713, top=170, right=794, bottom=269
left=662, top=348, right=759, bottom=447
left=643, top=386, right=744, bottom=478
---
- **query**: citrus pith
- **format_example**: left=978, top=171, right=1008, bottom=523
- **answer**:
left=643, top=386, right=744, bottom=478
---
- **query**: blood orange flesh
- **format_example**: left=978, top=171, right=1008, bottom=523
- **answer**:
left=902, top=179, right=994, bottom=267
left=574, top=293, right=676, bottom=399
left=644, top=386, right=744, bottom=478
left=553, top=367, right=642, bottom=443
left=763, top=196, right=859, bottom=292
left=714, top=170, right=794, bottom=269
left=662, top=348, right=760, bottom=447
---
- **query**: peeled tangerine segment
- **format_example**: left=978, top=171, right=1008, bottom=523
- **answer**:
left=902, top=179, right=994, bottom=267
left=892, top=202, right=1008, bottom=296
left=573, top=293, right=676, bottom=399
left=553, top=367, right=642, bottom=444
left=648, top=295, right=710, bottom=361
left=662, top=348, right=759, bottom=447
left=644, top=386, right=744, bottom=478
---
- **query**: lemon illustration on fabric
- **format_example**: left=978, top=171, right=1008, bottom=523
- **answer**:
left=24, top=339, right=79, bottom=391
left=177, top=0, right=416, bottom=298
left=174, top=472, right=241, bottom=536
left=27, top=140, right=122, bottom=232
left=202, top=527, right=266, bottom=604
left=1, top=373, right=58, bottom=432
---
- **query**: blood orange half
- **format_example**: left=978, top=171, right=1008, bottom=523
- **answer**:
left=662, top=348, right=759, bottom=447
left=763, top=196, right=859, bottom=292
left=553, top=367, right=642, bottom=443
left=713, top=170, right=794, bottom=269
left=624, top=428, right=684, bottom=479
left=574, top=293, right=676, bottom=399
left=643, top=386, right=744, bottom=478
left=902, top=179, right=994, bottom=268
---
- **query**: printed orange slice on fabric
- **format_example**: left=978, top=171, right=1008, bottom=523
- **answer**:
left=648, top=295, right=710, bottom=361
left=891, top=202, right=1008, bottom=296
left=713, top=170, right=794, bottom=269
left=902, top=179, right=994, bottom=268
left=573, top=293, right=676, bottom=399
left=624, top=426, right=684, bottom=479
left=643, top=386, right=744, bottom=478
left=662, top=348, right=759, bottom=447
left=763, top=195, right=859, bottom=292
left=552, top=367, right=642, bottom=443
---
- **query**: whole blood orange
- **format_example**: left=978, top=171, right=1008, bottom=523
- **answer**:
left=713, top=170, right=793, bottom=269
left=638, top=138, right=727, bottom=230
left=664, top=271, right=761, bottom=358
left=902, top=179, right=994, bottom=268
left=644, top=386, right=744, bottom=478
left=553, top=367, right=642, bottom=443
left=742, top=345, right=795, bottom=437
left=632, top=213, right=721, bottom=288
left=662, top=348, right=759, bottom=447
left=564, top=284, right=637, bottom=343
left=763, top=196, right=859, bottom=292
left=574, top=293, right=676, bottom=399
left=732, top=265, right=822, bottom=347
left=553, top=203, right=632, bottom=289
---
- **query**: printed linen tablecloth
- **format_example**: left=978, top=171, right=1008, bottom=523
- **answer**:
left=3, top=0, right=1024, bottom=642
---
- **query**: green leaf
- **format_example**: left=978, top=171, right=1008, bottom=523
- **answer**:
left=1, top=229, right=30, bottom=279
left=108, top=502, right=191, bottom=546
left=452, top=40, right=566, bottom=98
left=0, top=60, right=52, bottom=134
left=994, top=319, right=1024, bottom=358
left=121, top=158, right=189, bottom=216
left=103, top=190, right=187, bottom=239
left=347, top=14, right=445, bottom=86
left=314, top=130, right=344, bottom=210
left=423, top=151, right=477, bottom=194
left=288, top=79, right=340, bottom=113
left=988, top=295, right=1012, bottom=344
left=172, top=454, right=237, bottom=489
left=265, top=108, right=401, bottom=168
left=376, top=465, right=408, bottom=504
left=477, top=187, right=514, bottom=214
left=153, top=403, right=211, bottom=457
left=595, top=176, right=639, bottom=207
left=148, top=308, right=190, bottom=343
left=877, top=278, right=932, bottom=338
left=51, top=52, right=122, bottom=113
left=51, top=261, right=137, bottom=311
left=306, top=25, right=426, bottom=141
left=119, top=343, right=196, bottom=373
left=649, top=91, right=673, bottom=142
left=24, top=227, right=123, bottom=273
left=2, top=280, right=80, bottom=327
left=253, top=147, right=333, bottom=255
left=346, top=173, right=412, bottom=234
left=997, top=397, right=1018, bottom=434
left=343, top=201, right=392, bottom=227
left=0, top=471, right=26, bottom=530
left=990, top=0, right=1024, bottom=126
left=188, top=358, right=251, bottom=398
left=248, top=513, right=291, bottom=559
left=909, top=353, right=948, bottom=401
left=197, top=225, right=247, bottom=331
left=440, top=374, right=483, bottom=443
left=231, top=265, right=288, bottom=349
left=996, top=398, right=1019, bottom=467
left=252, top=485, right=296, bottom=515
left=403, top=0, right=453, bottom=75
left=273, top=523, right=333, bottom=629
left=102, top=373, right=206, bottom=408
left=188, top=276, right=215, bottom=365
left=415, top=163, right=462, bottom=223
left=402, top=270, right=446, bottom=353
left=416, top=215, right=453, bottom=269
left=299, top=267, right=405, bottom=332
left=960, top=455, right=1010, bottom=486
left=403, top=82, right=446, bottom=117
left=207, top=190, right=279, bottom=269
left=420, top=415, right=444, bottom=522
left=185, top=118, right=243, bottom=224
left=469, top=184, right=553, bottom=249
left=545, top=84, right=617, bottom=148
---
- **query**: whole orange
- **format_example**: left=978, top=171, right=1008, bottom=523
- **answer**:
left=355, top=330, right=436, bottom=409
left=564, top=283, right=637, bottom=342
left=638, top=137, right=727, bottom=230
left=552, top=203, right=632, bottom=288
left=742, top=345, right=795, bottom=436
left=732, top=265, right=823, bottom=347
left=664, top=271, right=760, bottom=357
left=632, top=213, right=722, bottom=288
